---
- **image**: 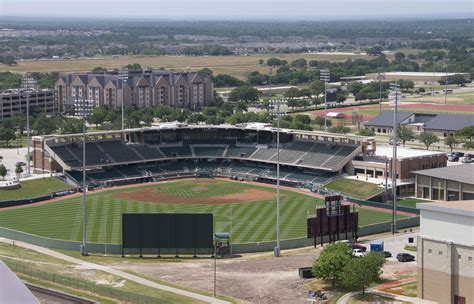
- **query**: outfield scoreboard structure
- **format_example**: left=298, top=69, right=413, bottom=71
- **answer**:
left=307, top=195, right=358, bottom=247
left=122, top=213, right=214, bottom=257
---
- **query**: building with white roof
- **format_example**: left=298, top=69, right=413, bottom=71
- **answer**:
left=366, top=71, right=470, bottom=85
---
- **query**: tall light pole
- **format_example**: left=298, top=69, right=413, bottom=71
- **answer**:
left=269, top=99, right=287, bottom=257
left=320, top=69, right=330, bottom=130
left=76, top=98, right=92, bottom=256
left=377, top=72, right=384, bottom=114
left=21, top=77, right=36, bottom=177
left=431, top=56, right=437, bottom=96
left=444, top=59, right=449, bottom=105
left=119, top=67, right=129, bottom=130
left=389, top=83, right=400, bottom=234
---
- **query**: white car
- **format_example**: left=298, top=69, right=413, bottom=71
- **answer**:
left=352, top=249, right=366, bottom=258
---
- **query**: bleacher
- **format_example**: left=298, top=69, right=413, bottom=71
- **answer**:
left=225, top=146, right=257, bottom=158
left=96, top=141, right=142, bottom=163
left=87, top=168, right=123, bottom=181
left=322, top=145, right=357, bottom=168
left=116, top=165, right=143, bottom=178
left=159, top=145, right=192, bottom=158
left=49, top=145, right=82, bottom=167
left=270, top=141, right=314, bottom=164
left=131, top=145, right=164, bottom=160
left=67, top=142, right=111, bottom=166
left=250, top=147, right=278, bottom=161
left=159, top=162, right=187, bottom=173
left=193, top=146, right=226, bottom=157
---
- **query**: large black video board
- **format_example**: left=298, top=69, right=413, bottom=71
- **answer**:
left=122, top=213, right=213, bottom=255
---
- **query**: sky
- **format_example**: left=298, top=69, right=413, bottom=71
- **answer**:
left=0, top=0, right=472, bottom=19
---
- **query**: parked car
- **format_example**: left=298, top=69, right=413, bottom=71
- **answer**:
left=396, top=253, right=415, bottom=262
left=448, top=155, right=459, bottom=162
left=352, top=244, right=367, bottom=252
left=462, top=157, right=473, bottom=164
left=383, top=251, right=392, bottom=258
left=352, top=249, right=366, bottom=258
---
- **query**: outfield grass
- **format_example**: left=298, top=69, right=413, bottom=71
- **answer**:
left=0, top=177, right=71, bottom=201
left=325, top=178, right=383, bottom=199
left=0, top=179, right=406, bottom=244
left=397, top=198, right=428, bottom=208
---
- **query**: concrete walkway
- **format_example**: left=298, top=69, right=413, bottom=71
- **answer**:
left=337, top=289, right=437, bottom=304
left=0, top=238, right=229, bottom=304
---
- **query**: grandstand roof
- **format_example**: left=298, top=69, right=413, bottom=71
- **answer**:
left=375, top=145, right=445, bottom=160
left=412, top=164, right=474, bottom=185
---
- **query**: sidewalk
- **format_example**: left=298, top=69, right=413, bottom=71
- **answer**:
left=0, top=237, right=229, bottom=304
left=336, top=288, right=437, bottom=304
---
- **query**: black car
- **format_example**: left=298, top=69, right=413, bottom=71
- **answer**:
left=383, top=251, right=392, bottom=258
left=396, top=253, right=415, bottom=262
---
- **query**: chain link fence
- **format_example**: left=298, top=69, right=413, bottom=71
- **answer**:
left=4, top=259, right=175, bottom=304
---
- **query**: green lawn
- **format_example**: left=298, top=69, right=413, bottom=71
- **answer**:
left=397, top=198, right=428, bottom=208
left=0, top=177, right=71, bottom=201
left=0, top=179, right=406, bottom=244
left=325, top=178, right=383, bottom=199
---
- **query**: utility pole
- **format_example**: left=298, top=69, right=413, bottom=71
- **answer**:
left=320, top=69, right=330, bottom=130
left=389, top=83, right=400, bottom=234
left=431, top=56, right=437, bottom=96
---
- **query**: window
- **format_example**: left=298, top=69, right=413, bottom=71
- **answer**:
left=458, top=255, right=462, bottom=259
left=439, top=251, right=443, bottom=255
left=468, top=257, right=472, bottom=261
left=428, top=249, right=432, bottom=254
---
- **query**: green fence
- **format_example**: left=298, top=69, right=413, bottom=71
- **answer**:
left=4, top=259, right=174, bottom=303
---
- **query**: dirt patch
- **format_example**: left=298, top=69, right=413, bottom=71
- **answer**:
left=117, top=187, right=276, bottom=205
left=190, top=179, right=218, bottom=185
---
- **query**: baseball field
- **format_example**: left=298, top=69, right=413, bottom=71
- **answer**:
left=0, top=178, right=408, bottom=245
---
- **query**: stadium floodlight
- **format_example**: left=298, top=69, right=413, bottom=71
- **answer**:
left=431, top=56, right=438, bottom=96
left=75, top=98, right=93, bottom=256
left=269, top=99, right=288, bottom=257
left=21, top=77, right=37, bottom=177
left=118, top=67, right=129, bottom=130
left=377, top=72, right=385, bottom=114
left=320, top=69, right=330, bottom=130
left=389, top=83, right=400, bottom=234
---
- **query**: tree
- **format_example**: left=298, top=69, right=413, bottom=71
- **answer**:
left=418, top=132, right=439, bottom=150
left=291, top=58, right=307, bottom=68
left=358, top=128, right=375, bottom=136
left=444, top=136, right=457, bottom=152
left=329, top=126, right=350, bottom=134
left=266, top=58, right=287, bottom=66
left=0, top=164, right=7, bottom=180
left=60, top=118, right=83, bottom=134
left=32, top=113, right=57, bottom=135
left=228, top=85, right=259, bottom=103
left=92, top=66, right=107, bottom=73
left=15, top=163, right=23, bottom=179
left=10, top=113, right=26, bottom=134
left=309, top=80, right=325, bottom=97
left=312, top=242, right=351, bottom=287
left=341, top=253, right=385, bottom=295
left=456, top=126, right=474, bottom=143
left=124, top=63, right=142, bottom=71
left=313, top=116, right=332, bottom=130
left=367, top=46, right=383, bottom=56
left=397, top=127, right=415, bottom=146
left=236, top=101, right=248, bottom=113
left=394, top=52, right=406, bottom=62
left=0, top=127, right=16, bottom=146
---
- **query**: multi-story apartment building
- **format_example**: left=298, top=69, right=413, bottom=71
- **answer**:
left=55, top=71, right=213, bottom=112
left=0, top=89, right=57, bottom=122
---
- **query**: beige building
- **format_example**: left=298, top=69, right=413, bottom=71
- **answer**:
left=417, top=201, right=474, bottom=304
left=413, top=164, right=474, bottom=201
left=55, top=71, right=213, bottom=112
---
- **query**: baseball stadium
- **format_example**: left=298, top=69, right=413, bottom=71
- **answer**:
left=0, top=123, right=416, bottom=252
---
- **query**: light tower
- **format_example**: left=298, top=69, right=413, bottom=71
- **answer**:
left=118, top=67, right=129, bottom=130
left=21, top=77, right=37, bottom=177
left=377, top=72, right=385, bottom=114
left=75, top=98, right=93, bottom=256
left=320, top=69, right=330, bottom=130
left=269, top=99, right=288, bottom=257
left=389, top=83, right=400, bottom=234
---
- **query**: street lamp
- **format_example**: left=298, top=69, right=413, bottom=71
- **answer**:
left=389, top=83, right=400, bottom=234
left=75, top=98, right=93, bottom=256
left=431, top=56, right=438, bottom=96
left=269, top=99, right=288, bottom=257
left=320, top=69, right=330, bottom=130
left=118, top=67, right=129, bottom=130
